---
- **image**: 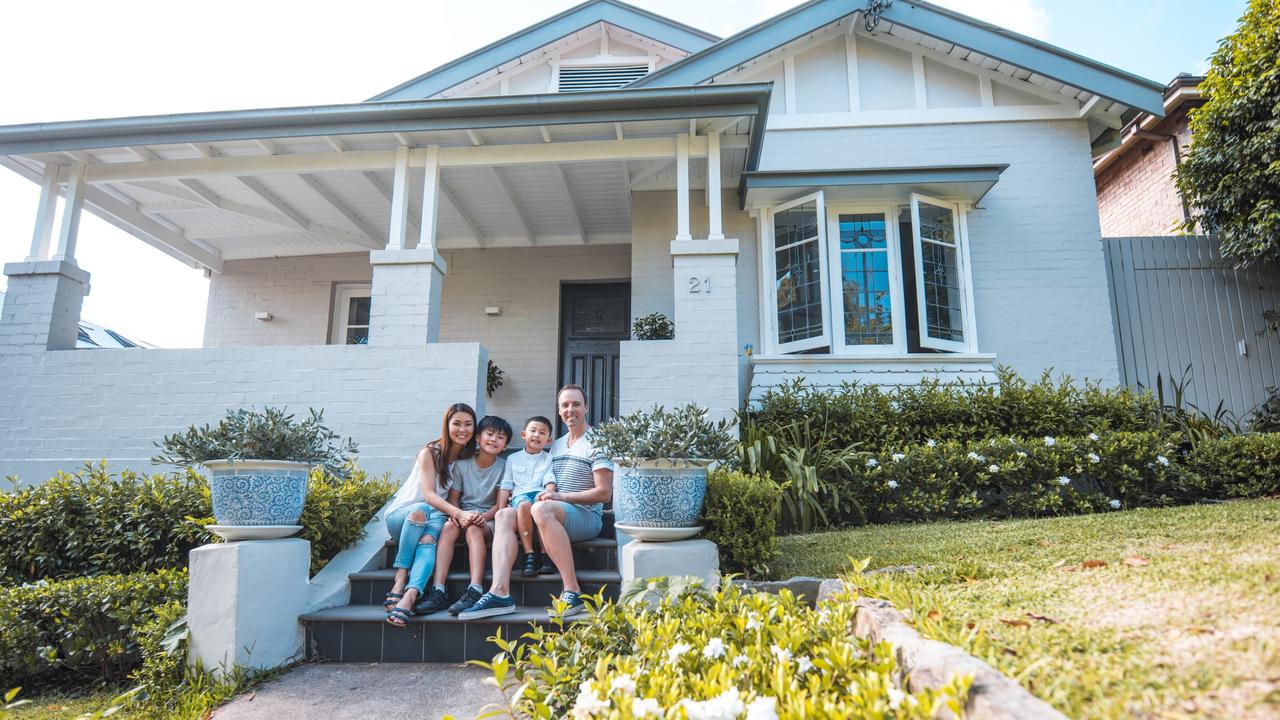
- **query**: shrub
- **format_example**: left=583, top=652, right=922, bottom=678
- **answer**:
left=128, top=600, right=189, bottom=701
left=0, top=463, right=396, bottom=582
left=0, top=569, right=187, bottom=688
left=592, top=404, right=737, bottom=467
left=1184, top=433, right=1280, bottom=499
left=702, top=469, right=781, bottom=579
left=153, top=406, right=357, bottom=477
left=632, top=312, right=674, bottom=340
left=479, top=583, right=968, bottom=719
left=1249, top=388, right=1280, bottom=432
left=0, top=465, right=209, bottom=583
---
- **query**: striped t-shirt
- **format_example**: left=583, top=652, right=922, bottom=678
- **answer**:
left=550, top=431, right=614, bottom=516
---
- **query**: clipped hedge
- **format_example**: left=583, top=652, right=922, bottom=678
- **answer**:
left=0, top=463, right=396, bottom=582
left=1184, top=432, right=1280, bottom=499
left=484, top=582, right=968, bottom=718
left=702, top=469, right=782, bottom=579
left=855, top=432, right=1186, bottom=523
left=0, top=569, right=187, bottom=688
left=747, top=369, right=1164, bottom=452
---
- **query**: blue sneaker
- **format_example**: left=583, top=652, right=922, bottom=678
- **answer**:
left=457, top=592, right=516, bottom=620
left=553, top=590, right=586, bottom=618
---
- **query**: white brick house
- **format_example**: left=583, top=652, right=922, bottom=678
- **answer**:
left=0, top=0, right=1164, bottom=483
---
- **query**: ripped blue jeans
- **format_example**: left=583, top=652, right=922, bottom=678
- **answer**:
left=385, top=502, right=447, bottom=594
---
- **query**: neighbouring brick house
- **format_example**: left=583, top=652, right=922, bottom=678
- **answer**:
left=0, top=0, right=1167, bottom=483
left=1094, top=73, right=1204, bottom=236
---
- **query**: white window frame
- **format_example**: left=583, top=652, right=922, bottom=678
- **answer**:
left=330, top=283, right=371, bottom=345
left=761, top=191, right=832, bottom=354
left=825, top=204, right=908, bottom=354
left=909, top=192, right=972, bottom=353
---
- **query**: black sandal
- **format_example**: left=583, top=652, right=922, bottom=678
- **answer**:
left=383, top=591, right=405, bottom=610
left=386, top=606, right=413, bottom=627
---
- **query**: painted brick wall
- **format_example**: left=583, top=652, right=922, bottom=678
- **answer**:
left=1095, top=111, right=1194, bottom=237
left=0, top=343, right=486, bottom=486
left=759, top=119, right=1121, bottom=384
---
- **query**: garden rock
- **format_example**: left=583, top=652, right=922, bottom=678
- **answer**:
left=818, top=580, right=1068, bottom=720
left=733, top=576, right=824, bottom=605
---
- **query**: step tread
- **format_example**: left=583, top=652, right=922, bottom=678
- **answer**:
left=301, top=603, right=583, bottom=625
left=383, top=535, right=617, bottom=549
left=351, top=568, right=620, bottom=583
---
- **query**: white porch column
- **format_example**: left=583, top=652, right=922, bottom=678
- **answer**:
left=369, top=145, right=446, bottom=346
left=707, top=132, right=724, bottom=241
left=675, top=133, right=692, bottom=241
left=27, top=164, right=61, bottom=261
left=52, top=163, right=86, bottom=262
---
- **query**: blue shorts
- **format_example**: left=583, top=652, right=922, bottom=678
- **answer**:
left=510, top=490, right=541, bottom=508
left=544, top=500, right=603, bottom=542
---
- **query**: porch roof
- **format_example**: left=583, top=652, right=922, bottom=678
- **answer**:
left=740, top=165, right=1007, bottom=207
left=0, top=85, right=770, bottom=271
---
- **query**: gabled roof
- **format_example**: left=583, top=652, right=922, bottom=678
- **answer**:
left=633, top=0, right=1164, bottom=116
left=370, top=0, right=719, bottom=102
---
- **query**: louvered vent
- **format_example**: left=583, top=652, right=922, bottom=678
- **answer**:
left=558, top=65, right=649, bottom=92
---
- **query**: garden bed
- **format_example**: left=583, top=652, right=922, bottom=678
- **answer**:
left=775, top=498, right=1280, bottom=718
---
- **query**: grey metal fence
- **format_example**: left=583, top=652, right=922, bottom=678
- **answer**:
left=1103, top=235, right=1280, bottom=422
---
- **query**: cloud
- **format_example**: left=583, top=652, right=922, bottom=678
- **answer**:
left=928, top=0, right=1052, bottom=40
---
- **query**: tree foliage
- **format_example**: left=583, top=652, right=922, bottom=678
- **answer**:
left=1175, top=0, right=1280, bottom=265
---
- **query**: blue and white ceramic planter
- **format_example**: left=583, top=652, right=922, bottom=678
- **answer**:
left=205, top=459, right=310, bottom=529
left=615, top=460, right=709, bottom=529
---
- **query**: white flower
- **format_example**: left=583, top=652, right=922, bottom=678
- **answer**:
left=926, top=439, right=937, bottom=448
left=632, top=697, right=662, bottom=718
left=988, top=464, right=1000, bottom=473
left=797, top=655, right=814, bottom=674
left=1044, top=436, right=1057, bottom=446
left=1109, top=499, right=1121, bottom=509
left=866, top=458, right=879, bottom=469
left=667, top=642, right=692, bottom=663
left=1088, top=433, right=1100, bottom=441
left=746, top=696, right=779, bottom=720
left=891, top=452, right=905, bottom=462
left=1157, top=455, right=1170, bottom=466
left=610, top=674, right=636, bottom=695
left=887, top=480, right=899, bottom=490
left=680, top=689, right=744, bottom=720
left=572, top=682, right=610, bottom=719
left=770, top=644, right=793, bottom=663
left=731, top=654, right=750, bottom=668
left=1015, top=451, right=1027, bottom=458
left=967, top=451, right=985, bottom=462
left=703, top=638, right=726, bottom=659
left=1087, top=452, right=1101, bottom=464
left=745, top=617, right=760, bottom=631
left=1056, top=476, right=1071, bottom=486
left=887, top=687, right=906, bottom=710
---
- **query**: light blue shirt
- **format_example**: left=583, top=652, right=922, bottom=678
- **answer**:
left=500, top=449, right=556, bottom=496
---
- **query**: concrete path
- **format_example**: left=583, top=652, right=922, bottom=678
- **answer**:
left=212, top=663, right=507, bottom=720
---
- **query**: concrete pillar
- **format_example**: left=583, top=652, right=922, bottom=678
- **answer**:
left=622, top=539, right=720, bottom=589
left=670, top=238, right=740, bottom=422
left=188, top=538, right=309, bottom=676
left=0, top=259, right=90, bottom=352
left=367, top=248, right=447, bottom=346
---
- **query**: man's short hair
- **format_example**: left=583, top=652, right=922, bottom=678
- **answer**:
left=557, top=384, right=588, bottom=405
left=477, top=415, right=513, bottom=442
left=524, top=415, right=554, bottom=433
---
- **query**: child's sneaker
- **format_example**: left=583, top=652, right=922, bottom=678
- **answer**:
left=552, top=590, right=586, bottom=618
left=413, top=586, right=449, bottom=615
left=458, top=592, right=516, bottom=620
left=521, top=552, right=539, bottom=577
left=537, top=553, right=557, bottom=575
left=448, top=586, right=484, bottom=615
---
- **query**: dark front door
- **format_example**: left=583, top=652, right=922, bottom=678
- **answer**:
left=559, top=282, right=630, bottom=429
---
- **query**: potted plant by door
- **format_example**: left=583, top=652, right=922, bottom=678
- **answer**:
left=154, top=407, right=357, bottom=540
left=592, top=404, right=736, bottom=541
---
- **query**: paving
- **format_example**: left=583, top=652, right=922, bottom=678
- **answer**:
left=212, top=663, right=506, bottom=720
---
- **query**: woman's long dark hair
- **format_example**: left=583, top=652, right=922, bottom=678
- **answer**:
left=431, top=403, right=477, bottom=484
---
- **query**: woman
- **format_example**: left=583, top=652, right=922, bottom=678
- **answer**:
left=383, top=403, right=477, bottom=627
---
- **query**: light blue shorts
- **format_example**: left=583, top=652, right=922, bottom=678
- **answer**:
left=544, top=500, right=603, bottom=542
left=510, top=490, right=541, bottom=508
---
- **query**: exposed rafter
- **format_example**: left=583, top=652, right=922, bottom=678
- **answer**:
left=256, top=139, right=383, bottom=246
left=439, top=181, right=487, bottom=247
left=629, top=159, right=672, bottom=189
left=539, top=126, right=553, bottom=143
left=552, top=165, right=587, bottom=243
left=490, top=167, right=535, bottom=244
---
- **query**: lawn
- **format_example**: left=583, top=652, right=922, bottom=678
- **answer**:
left=5, top=689, right=124, bottom=720
left=776, top=498, right=1280, bottom=719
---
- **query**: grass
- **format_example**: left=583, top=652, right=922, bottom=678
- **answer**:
left=5, top=689, right=124, bottom=719
left=776, top=498, right=1280, bottom=719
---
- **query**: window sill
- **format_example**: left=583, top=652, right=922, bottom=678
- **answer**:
left=751, top=352, right=997, bottom=365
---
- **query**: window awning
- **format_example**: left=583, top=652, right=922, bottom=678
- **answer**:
left=741, top=165, right=1007, bottom=208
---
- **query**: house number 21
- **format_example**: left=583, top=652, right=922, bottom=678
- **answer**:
left=688, top=276, right=712, bottom=294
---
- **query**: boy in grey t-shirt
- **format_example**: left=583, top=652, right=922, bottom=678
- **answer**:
left=419, top=415, right=511, bottom=617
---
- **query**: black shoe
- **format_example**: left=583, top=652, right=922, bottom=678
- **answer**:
left=538, top=553, right=557, bottom=575
left=521, top=552, right=539, bottom=577
left=413, top=586, right=448, bottom=615
left=448, top=586, right=484, bottom=615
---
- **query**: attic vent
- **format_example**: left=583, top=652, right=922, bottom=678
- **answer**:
left=558, top=64, right=650, bottom=92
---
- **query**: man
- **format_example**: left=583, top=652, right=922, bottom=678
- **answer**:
left=458, top=384, right=614, bottom=619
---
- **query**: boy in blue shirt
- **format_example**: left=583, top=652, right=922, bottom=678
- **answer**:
left=500, top=416, right=558, bottom=577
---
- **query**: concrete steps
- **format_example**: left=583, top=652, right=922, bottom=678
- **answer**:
left=300, top=510, right=618, bottom=663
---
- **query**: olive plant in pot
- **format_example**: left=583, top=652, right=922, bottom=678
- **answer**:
left=154, top=407, right=357, bottom=540
left=592, top=404, right=736, bottom=541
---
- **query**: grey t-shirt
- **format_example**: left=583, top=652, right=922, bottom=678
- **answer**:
left=448, top=455, right=505, bottom=512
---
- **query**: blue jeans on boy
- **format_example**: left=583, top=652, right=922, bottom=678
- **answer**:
left=385, top=502, right=447, bottom=594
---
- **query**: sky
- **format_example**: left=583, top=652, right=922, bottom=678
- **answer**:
left=0, top=0, right=1246, bottom=347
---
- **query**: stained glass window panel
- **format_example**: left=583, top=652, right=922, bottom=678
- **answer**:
left=912, top=198, right=966, bottom=346
left=838, top=213, right=893, bottom=346
left=774, top=201, right=825, bottom=347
